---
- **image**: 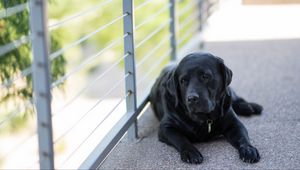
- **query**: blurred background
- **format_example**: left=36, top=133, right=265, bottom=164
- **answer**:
left=0, top=0, right=207, bottom=168
left=0, top=0, right=300, bottom=169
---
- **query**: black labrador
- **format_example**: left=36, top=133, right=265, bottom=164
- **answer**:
left=149, top=52, right=263, bottom=164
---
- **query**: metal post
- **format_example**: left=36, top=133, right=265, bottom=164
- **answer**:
left=29, top=0, right=54, bottom=169
left=123, top=0, right=138, bottom=140
left=169, top=0, right=177, bottom=61
left=198, top=0, right=204, bottom=31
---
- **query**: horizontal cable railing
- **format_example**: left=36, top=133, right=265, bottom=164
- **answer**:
left=49, top=14, right=127, bottom=61
left=0, top=99, right=34, bottom=129
left=177, top=0, right=200, bottom=17
left=60, top=91, right=130, bottom=167
left=0, top=131, right=36, bottom=160
left=51, top=33, right=128, bottom=88
left=135, top=19, right=170, bottom=49
left=178, top=24, right=200, bottom=46
left=178, top=11, right=201, bottom=30
left=0, top=14, right=127, bottom=90
left=0, top=0, right=214, bottom=169
left=53, top=73, right=129, bottom=144
left=48, top=0, right=115, bottom=30
left=135, top=3, right=171, bottom=30
left=136, top=34, right=171, bottom=68
left=0, top=1, right=37, bottom=168
left=134, top=0, right=155, bottom=11
left=0, top=66, right=31, bottom=89
left=0, top=94, right=37, bottom=168
left=0, top=35, right=30, bottom=57
left=0, top=2, right=28, bottom=19
left=52, top=53, right=129, bottom=115
left=137, top=49, right=171, bottom=85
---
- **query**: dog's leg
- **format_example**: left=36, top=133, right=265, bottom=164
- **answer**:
left=231, top=89, right=263, bottom=116
left=222, top=109, right=260, bottom=163
left=158, top=125, right=203, bottom=164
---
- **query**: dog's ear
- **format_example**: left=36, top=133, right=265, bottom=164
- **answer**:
left=165, top=69, right=179, bottom=107
left=216, top=57, right=232, bottom=95
left=220, top=91, right=232, bottom=116
left=216, top=56, right=233, bottom=116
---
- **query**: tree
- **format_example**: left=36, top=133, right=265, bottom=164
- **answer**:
left=0, top=0, right=65, bottom=133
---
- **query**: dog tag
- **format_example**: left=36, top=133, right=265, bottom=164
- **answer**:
left=207, top=120, right=213, bottom=133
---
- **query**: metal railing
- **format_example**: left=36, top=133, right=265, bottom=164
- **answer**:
left=0, top=0, right=217, bottom=169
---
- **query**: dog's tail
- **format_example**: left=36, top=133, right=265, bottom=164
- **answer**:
left=232, top=99, right=263, bottom=117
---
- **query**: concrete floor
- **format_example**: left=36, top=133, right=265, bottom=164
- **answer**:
left=100, top=38, right=300, bottom=170
left=99, top=0, right=300, bottom=169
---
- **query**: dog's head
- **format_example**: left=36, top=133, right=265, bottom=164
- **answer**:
left=166, top=52, right=232, bottom=117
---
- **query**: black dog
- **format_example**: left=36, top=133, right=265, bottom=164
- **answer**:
left=150, top=52, right=262, bottom=164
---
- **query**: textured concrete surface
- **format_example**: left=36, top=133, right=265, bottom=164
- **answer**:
left=100, top=38, right=300, bottom=169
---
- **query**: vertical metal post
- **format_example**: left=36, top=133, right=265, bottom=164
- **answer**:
left=169, top=0, right=177, bottom=61
left=123, top=0, right=138, bottom=140
left=198, top=0, right=204, bottom=31
left=30, top=0, right=54, bottom=169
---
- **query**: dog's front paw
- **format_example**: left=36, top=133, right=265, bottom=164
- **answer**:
left=249, top=102, right=263, bottom=115
left=239, top=144, right=260, bottom=163
left=180, top=146, right=203, bottom=164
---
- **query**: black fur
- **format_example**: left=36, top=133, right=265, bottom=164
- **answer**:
left=150, top=52, right=262, bottom=164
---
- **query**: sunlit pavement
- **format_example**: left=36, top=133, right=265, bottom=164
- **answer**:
left=204, top=0, right=300, bottom=41
left=100, top=0, right=300, bottom=169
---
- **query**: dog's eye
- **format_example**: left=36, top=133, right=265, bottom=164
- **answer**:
left=201, top=74, right=211, bottom=81
left=180, top=78, right=188, bottom=85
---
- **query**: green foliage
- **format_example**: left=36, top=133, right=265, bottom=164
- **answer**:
left=0, top=0, right=197, bottom=134
left=50, top=32, right=66, bottom=83
left=0, top=108, right=32, bottom=135
left=0, top=0, right=65, bottom=134
left=1, top=0, right=27, bottom=8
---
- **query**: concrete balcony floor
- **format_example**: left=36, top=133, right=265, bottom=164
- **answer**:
left=100, top=0, right=300, bottom=169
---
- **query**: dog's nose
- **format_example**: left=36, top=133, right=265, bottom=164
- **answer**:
left=187, top=94, right=199, bottom=103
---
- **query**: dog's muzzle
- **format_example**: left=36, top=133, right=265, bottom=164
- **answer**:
left=187, top=94, right=215, bottom=113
